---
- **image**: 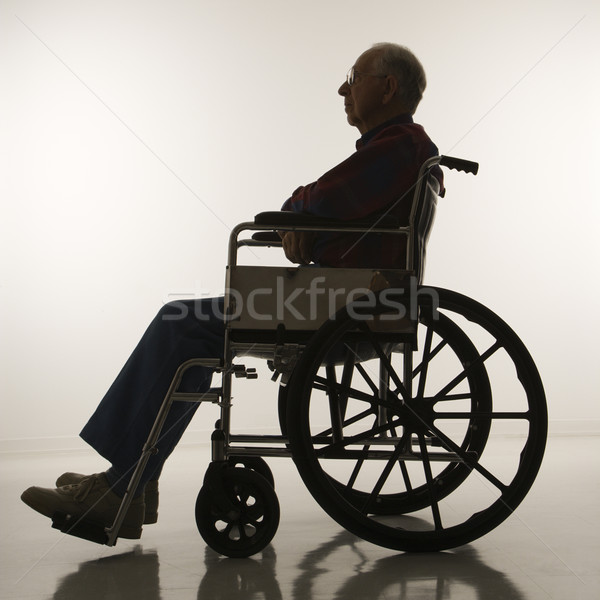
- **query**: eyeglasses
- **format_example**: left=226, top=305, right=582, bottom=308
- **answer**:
left=345, top=66, right=387, bottom=86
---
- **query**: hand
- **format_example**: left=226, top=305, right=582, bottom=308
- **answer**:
left=280, top=231, right=315, bottom=265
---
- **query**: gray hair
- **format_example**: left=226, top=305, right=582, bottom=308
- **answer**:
left=370, top=43, right=427, bottom=114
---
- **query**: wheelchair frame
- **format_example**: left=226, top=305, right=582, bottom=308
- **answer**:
left=52, top=156, right=547, bottom=557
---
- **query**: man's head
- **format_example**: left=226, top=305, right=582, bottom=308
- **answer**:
left=338, top=43, right=427, bottom=134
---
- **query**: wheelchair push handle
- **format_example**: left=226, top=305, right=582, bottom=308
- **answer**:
left=439, top=155, right=479, bottom=175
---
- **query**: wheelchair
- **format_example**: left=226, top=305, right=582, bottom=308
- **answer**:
left=56, top=156, right=547, bottom=557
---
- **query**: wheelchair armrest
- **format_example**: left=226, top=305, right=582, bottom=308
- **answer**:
left=251, top=231, right=282, bottom=243
left=253, top=211, right=402, bottom=230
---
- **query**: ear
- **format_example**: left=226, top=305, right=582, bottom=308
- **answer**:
left=381, top=75, right=398, bottom=105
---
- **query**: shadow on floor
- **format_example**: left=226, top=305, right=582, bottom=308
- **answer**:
left=51, top=531, right=525, bottom=600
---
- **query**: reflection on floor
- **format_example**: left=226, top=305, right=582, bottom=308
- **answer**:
left=1, top=436, right=598, bottom=599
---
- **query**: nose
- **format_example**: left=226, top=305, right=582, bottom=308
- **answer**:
left=338, top=80, right=350, bottom=96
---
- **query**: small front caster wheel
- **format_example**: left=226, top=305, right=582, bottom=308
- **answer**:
left=195, top=467, right=280, bottom=558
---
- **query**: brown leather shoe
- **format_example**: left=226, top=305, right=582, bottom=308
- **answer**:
left=56, top=472, right=158, bottom=524
left=21, top=473, right=144, bottom=539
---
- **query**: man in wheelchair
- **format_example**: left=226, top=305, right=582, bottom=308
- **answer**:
left=21, top=43, right=443, bottom=541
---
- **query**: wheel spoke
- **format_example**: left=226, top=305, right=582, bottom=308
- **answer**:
left=426, top=392, right=473, bottom=402
left=387, top=420, right=414, bottom=492
left=237, top=522, right=249, bottom=541
left=354, top=362, right=381, bottom=395
left=433, top=341, right=501, bottom=400
left=361, top=441, right=407, bottom=514
left=415, top=325, right=434, bottom=400
left=358, top=323, right=410, bottom=401
left=339, top=349, right=356, bottom=408
left=245, top=501, right=265, bottom=521
left=313, top=375, right=375, bottom=403
left=412, top=338, right=448, bottom=378
left=398, top=460, right=413, bottom=492
left=326, top=365, right=344, bottom=442
left=426, top=423, right=508, bottom=492
left=343, top=414, right=382, bottom=491
left=417, top=434, right=443, bottom=530
left=345, top=444, right=372, bottom=491
left=315, top=407, right=377, bottom=438
left=314, top=372, right=402, bottom=413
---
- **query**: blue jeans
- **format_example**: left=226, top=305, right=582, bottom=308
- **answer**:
left=80, top=298, right=225, bottom=486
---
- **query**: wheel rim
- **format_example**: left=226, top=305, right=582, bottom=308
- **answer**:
left=288, top=287, right=547, bottom=551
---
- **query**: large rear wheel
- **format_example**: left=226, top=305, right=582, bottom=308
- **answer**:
left=287, top=287, right=547, bottom=551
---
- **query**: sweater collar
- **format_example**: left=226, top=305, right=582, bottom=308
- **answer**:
left=356, top=114, right=414, bottom=149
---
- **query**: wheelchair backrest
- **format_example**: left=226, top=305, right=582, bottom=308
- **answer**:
left=408, top=169, right=440, bottom=284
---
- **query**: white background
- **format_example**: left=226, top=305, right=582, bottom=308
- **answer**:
left=1, top=0, right=599, bottom=450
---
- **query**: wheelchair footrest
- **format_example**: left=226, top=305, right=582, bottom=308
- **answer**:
left=51, top=512, right=110, bottom=545
left=171, top=391, right=221, bottom=403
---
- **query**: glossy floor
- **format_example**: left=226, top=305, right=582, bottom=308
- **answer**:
left=2, top=435, right=598, bottom=600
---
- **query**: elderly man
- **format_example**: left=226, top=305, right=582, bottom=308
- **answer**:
left=21, top=43, right=442, bottom=540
